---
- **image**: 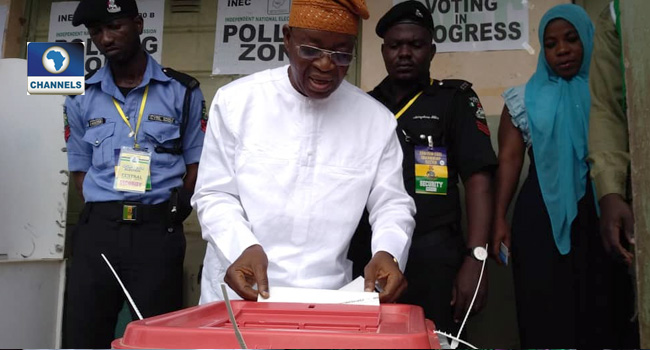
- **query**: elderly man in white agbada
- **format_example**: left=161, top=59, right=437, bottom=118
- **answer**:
left=192, top=0, right=416, bottom=304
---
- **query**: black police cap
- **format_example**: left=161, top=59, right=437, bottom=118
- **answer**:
left=376, top=1, right=434, bottom=38
left=72, top=0, right=139, bottom=27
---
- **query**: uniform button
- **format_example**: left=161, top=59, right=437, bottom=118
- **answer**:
left=420, top=134, right=426, bottom=140
left=95, top=140, right=99, bottom=145
left=439, top=81, right=444, bottom=86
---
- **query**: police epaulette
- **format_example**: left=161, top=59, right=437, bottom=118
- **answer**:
left=162, top=67, right=200, bottom=90
left=439, top=79, right=472, bottom=92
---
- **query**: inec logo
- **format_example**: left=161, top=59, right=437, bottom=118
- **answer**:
left=27, top=42, right=84, bottom=95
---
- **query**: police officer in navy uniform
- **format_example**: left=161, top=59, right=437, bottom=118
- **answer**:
left=349, top=1, right=497, bottom=335
left=63, top=0, right=206, bottom=347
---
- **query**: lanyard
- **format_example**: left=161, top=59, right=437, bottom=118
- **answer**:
left=394, top=79, right=434, bottom=120
left=112, top=85, right=149, bottom=148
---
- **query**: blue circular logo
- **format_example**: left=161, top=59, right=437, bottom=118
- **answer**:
left=42, top=46, right=70, bottom=74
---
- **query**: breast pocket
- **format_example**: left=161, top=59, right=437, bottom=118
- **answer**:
left=82, top=122, right=115, bottom=170
left=407, top=118, right=445, bottom=147
left=143, top=122, right=181, bottom=166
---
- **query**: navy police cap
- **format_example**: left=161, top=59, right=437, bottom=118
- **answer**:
left=72, top=0, right=139, bottom=27
left=376, top=1, right=434, bottom=38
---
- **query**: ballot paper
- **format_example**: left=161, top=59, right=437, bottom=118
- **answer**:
left=257, top=281, right=379, bottom=306
left=338, top=276, right=367, bottom=292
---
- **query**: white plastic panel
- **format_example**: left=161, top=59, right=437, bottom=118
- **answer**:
left=0, top=58, right=68, bottom=349
left=0, top=58, right=67, bottom=260
left=0, top=260, right=65, bottom=348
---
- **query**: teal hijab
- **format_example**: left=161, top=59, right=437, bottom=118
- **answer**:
left=524, top=4, right=594, bottom=255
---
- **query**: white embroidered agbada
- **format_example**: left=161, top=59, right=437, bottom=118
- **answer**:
left=193, top=66, right=416, bottom=303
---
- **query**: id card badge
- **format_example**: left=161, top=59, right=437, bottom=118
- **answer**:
left=414, top=145, right=448, bottom=195
left=114, top=146, right=152, bottom=193
left=115, top=148, right=152, bottom=191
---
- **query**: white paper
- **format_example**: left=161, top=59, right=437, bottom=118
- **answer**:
left=48, top=1, right=165, bottom=75
left=338, top=276, right=366, bottom=292
left=213, top=0, right=292, bottom=75
left=0, top=5, right=8, bottom=58
left=258, top=285, right=379, bottom=306
left=393, top=0, right=529, bottom=53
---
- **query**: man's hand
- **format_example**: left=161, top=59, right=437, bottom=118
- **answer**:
left=600, top=193, right=635, bottom=265
left=490, top=217, right=511, bottom=265
left=451, top=257, right=487, bottom=323
left=71, top=171, right=86, bottom=202
left=363, top=251, right=407, bottom=303
left=224, top=245, right=270, bottom=300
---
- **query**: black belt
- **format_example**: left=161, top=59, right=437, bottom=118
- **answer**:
left=87, top=201, right=169, bottom=224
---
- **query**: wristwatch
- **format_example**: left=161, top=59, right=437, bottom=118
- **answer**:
left=467, top=246, right=488, bottom=261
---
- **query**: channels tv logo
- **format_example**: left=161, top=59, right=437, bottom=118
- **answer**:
left=27, top=42, right=84, bottom=95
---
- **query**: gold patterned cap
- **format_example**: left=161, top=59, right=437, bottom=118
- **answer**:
left=289, top=0, right=369, bottom=36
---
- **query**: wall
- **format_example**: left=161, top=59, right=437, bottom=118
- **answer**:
left=361, top=0, right=570, bottom=117
left=1, top=0, right=28, bottom=57
left=575, top=0, right=610, bottom=20
left=22, top=0, right=612, bottom=112
left=29, top=0, right=585, bottom=115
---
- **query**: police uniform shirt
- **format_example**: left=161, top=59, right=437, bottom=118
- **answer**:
left=369, top=77, right=497, bottom=235
left=65, top=54, right=206, bottom=204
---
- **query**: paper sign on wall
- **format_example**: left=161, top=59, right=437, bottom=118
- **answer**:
left=213, top=0, right=292, bottom=75
left=393, top=0, right=529, bottom=52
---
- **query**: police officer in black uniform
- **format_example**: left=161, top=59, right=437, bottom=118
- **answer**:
left=349, top=1, right=497, bottom=335
left=63, top=0, right=206, bottom=347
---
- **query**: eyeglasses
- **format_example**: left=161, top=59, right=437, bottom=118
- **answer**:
left=296, top=44, right=355, bottom=66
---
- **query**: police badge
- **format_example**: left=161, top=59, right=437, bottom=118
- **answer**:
left=107, top=0, right=121, bottom=13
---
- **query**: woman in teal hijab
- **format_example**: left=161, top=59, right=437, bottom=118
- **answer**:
left=492, top=4, right=623, bottom=347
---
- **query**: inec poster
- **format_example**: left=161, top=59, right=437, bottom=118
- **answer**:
left=48, top=0, right=165, bottom=76
left=393, top=0, right=529, bottom=52
left=213, top=0, right=291, bottom=75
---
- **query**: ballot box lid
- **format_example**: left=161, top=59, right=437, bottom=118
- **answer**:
left=111, top=301, right=440, bottom=349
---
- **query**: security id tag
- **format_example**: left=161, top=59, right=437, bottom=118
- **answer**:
left=414, top=145, right=448, bottom=195
left=114, top=146, right=152, bottom=193
left=114, top=148, right=152, bottom=191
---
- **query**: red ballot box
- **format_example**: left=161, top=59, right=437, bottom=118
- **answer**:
left=112, top=301, right=441, bottom=349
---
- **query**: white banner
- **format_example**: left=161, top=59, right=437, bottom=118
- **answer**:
left=213, top=0, right=292, bottom=75
left=0, top=5, right=8, bottom=58
left=48, top=0, right=165, bottom=76
left=393, top=0, right=529, bottom=52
